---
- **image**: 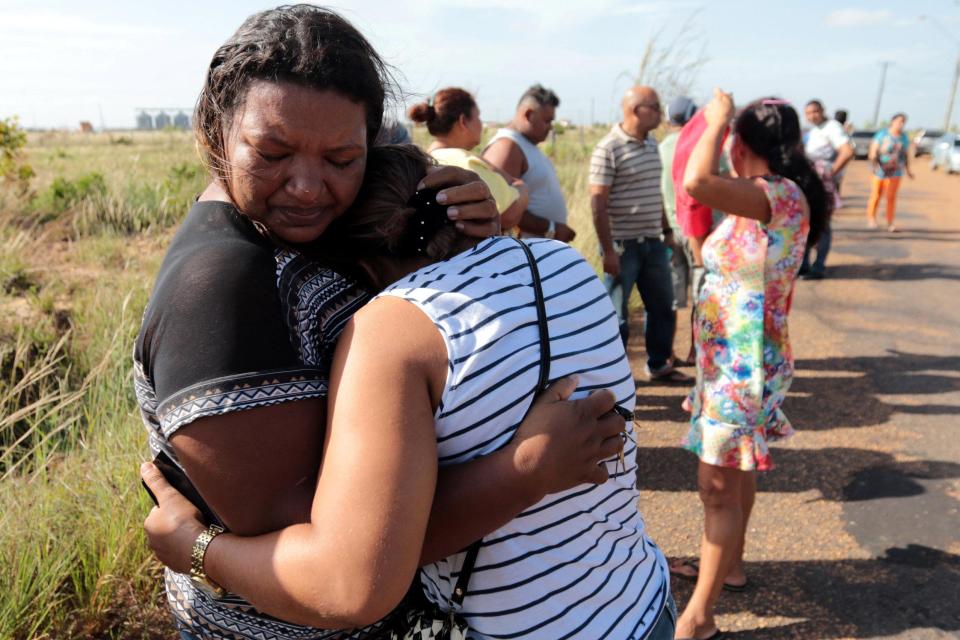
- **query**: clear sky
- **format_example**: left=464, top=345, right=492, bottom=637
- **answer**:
left=2, top=0, right=959, bottom=130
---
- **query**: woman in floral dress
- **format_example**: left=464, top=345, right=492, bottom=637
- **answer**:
left=672, top=90, right=830, bottom=640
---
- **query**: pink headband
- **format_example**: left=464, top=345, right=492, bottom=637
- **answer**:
left=761, top=99, right=791, bottom=106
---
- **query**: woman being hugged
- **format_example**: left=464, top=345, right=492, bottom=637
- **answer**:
left=408, top=88, right=528, bottom=231
left=675, top=89, right=828, bottom=640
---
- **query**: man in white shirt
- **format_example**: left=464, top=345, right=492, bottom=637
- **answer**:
left=483, top=85, right=575, bottom=241
left=802, top=99, right=853, bottom=279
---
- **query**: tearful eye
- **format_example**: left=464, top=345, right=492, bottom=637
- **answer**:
left=256, top=150, right=289, bottom=162
left=329, top=157, right=359, bottom=169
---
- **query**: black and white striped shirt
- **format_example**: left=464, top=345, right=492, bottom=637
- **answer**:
left=589, top=126, right=664, bottom=240
left=380, top=237, right=669, bottom=639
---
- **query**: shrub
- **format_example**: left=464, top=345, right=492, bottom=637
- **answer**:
left=32, top=172, right=108, bottom=215
left=0, top=116, right=35, bottom=197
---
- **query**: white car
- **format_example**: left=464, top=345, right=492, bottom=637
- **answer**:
left=930, top=133, right=960, bottom=174
left=851, top=130, right=876, bottom=159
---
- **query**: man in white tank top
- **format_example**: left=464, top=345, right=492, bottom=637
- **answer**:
left=483, top=84, right=574, bottom=241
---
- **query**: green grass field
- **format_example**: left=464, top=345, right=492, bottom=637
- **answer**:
left=0, top=125, right=612, bottom=639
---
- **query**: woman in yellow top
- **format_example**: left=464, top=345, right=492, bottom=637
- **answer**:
left=409, top=87, right=528, bottom=231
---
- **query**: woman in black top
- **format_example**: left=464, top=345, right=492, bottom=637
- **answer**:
left=135, top=6, right=624, bottom=638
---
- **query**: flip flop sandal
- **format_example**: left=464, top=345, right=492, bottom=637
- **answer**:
left=676, top=629, right=725, bottom=640
left=672, top=355, right=697, bottom=368
left=648, top=368, right=694, bottom=384
left=668, top=558, right=750, bottom=592
left=722, top=579, right=750, bottom=593
left=668, top=558, right=700, bottom=582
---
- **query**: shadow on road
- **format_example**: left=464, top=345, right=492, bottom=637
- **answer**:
left=671, top=545, right=960, bottom=638
left=821, top=262, right=960, bottom=281
left=840, top=226, right=960, bottom=236
left=788, top=351, right=960, bottom=431
left=636, top=446, right=960, bottom=502
left=636, top=350, right=960, bottom=431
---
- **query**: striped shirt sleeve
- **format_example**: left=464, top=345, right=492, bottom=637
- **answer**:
left=589, top=142, right=615, bottom=187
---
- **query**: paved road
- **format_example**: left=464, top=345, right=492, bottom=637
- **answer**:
left=629, top=159, right=960, bottom=639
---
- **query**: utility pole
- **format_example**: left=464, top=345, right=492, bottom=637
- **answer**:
left=872, top=61, right=890, bottom=127
left=944, top=54, right=959, bottom=131
left=919, top=15, right=960, bottom=131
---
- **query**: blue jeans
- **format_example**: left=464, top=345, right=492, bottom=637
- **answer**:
left=802, top=220, right=832, bottom=275
left=646, top=592, right=678, bottom=640
left=603, top=238, right=676, bottom=370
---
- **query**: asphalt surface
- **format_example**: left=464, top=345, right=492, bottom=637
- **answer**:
left=627, top=159, right=960, bottom=639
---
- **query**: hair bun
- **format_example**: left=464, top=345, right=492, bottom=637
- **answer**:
left=407, top=101, right=435, bottom=123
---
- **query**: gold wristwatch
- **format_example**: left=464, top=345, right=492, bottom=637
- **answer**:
left=190, top=524, right=226, bottom=597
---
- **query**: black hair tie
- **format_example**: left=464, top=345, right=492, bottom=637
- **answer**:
left=400, top=188, right=453, bottom=256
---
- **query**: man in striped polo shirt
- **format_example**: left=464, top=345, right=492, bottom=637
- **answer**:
left=590, top=85, right=688, bottom=382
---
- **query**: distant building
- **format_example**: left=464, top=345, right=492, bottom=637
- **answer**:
left=136, top=111, right=154, bottom=130
left=173, top=111, right=190, bottom=129
left=79, top=121, right=94, bottom=133
left=154, top=111, right=172, bottom=129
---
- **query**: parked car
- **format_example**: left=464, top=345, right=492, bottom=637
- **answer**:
left=930, top=133, right=960, bottom=173
left=913, top=129, right=945, bottom=156
left=851, top=130, right=876, bottom=159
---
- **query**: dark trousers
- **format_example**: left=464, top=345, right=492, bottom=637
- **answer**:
left=603, top=238, right=675, bottom=370
left=801, top=222, right=832, bottom=275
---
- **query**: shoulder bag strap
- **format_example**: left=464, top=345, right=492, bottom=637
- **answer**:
left=450, top=238, right=551, bottom=607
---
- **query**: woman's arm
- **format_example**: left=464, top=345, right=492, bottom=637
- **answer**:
left=904, top=139, right=915, bottom=179
left=169, top=400, right=324, bottom=535
left=683, top=89, right=771, bottom=224
left=499, top=179, right=528, bottom=230
left=482, top=159, right=529, bottom=230
left=867, top=139, right=880, bottom=168
left=163, top=298, right=442, bottom=628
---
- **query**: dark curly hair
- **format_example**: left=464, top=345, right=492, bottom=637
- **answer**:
left=735, top=98, right=831, bottom=246
left=194, top=4, right=394, bottom=181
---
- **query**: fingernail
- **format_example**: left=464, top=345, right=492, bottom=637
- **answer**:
left=446, top=206, right=458, bottom=219
left=140, top=461, right=151, bottom=473
left=417, top=181, right=426, bottom=190
left=437, top=192, right=449, bottom=204
left=455, top=222, right=465, bottom=231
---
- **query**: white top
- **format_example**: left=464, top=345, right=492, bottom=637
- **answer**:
left=485, top=128, right=569, bottom=227
left=379, top=237, right=669, bottom=640
left=805, top=119, right=850, bottom=163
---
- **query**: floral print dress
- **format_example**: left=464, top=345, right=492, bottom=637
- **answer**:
left=683, top=176, right=809, bottom=471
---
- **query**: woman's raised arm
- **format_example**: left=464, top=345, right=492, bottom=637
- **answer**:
left=683, top=89, right=771, bottom=224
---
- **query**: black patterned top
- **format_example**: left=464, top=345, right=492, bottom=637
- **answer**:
left=134, top=201, right=383, bottom=639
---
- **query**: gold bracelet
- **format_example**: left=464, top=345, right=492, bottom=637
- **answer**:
left=189, top=524, right=226, bottom=597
